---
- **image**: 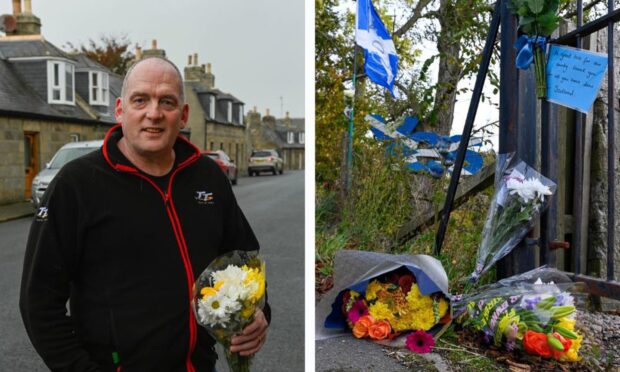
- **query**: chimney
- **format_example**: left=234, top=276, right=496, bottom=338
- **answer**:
left=284, top=111, right=292, bottom=127
left=12, top=0, right=21, bottom=15
left=262, top=108, right=276, bottom=130
left=14, top=0, right=41, bottom=35
left=135, top=46, right=142, bottom=60
left=246, top=107, right=261, bottom=128
left=253, top=106, right=257, bottom=113
left=286, top=111, right=290, bottom=119
left=142, top=38, right=166, bottom=58
left=183, top=52, right=206, bottom=82
left=205, top=62, right=215, bottom=89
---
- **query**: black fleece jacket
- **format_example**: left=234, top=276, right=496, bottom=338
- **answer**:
left=20, top=125, right=269, bottom=372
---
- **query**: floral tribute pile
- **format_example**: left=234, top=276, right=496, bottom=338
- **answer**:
left=338, top=268, right=450, bottom=353
left=192, top=250, right=265, bottom=372
left=454, top=270, right=583, bottom=362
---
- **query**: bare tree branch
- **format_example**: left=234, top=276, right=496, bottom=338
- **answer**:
left=394, top=0, right=435, bottom=37
left=562, top=0, right=605, bottom=19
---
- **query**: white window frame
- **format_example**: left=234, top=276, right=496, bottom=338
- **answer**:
left=227, top=101, right=233, bottom=122
left=208, top=95, right=215, bottom=119
left=287, top=131, right=294, bottom=144
left=47, top=60, right=75, bottom=105
left=89, top=71, right=109, bottom=105
left=299, top=132, right=305, bottom=144
left=238, top=105, right=244, bottom=124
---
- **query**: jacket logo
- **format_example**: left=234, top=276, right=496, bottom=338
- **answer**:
left=195, top=191, right=215, bottom=205
left=36, top=207, right=48, bottom=221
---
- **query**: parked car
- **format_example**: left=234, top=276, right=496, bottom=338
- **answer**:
left=31, top=140, right=103, bottom=208
left=248, top=149, right=283, bottom=176
left=202, top=150, right=238, bottom=185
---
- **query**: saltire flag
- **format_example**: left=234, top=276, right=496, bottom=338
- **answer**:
left=355, top=0, right=399, bottom=97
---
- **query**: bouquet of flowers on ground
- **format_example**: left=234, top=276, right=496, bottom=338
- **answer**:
left=192, top=250, right=266, bottom=372
left=470, top=154, right=556, bottom=282
left=508, top=0, right=561, bottom=98
left=453, top=267, right=584, bottom=362
left=340, top=267, right=451, bottom=353
left=319, top=252, right=452, bottom=355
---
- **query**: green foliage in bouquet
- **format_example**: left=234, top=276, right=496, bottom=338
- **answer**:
left=508, top=0, right=561, bottom=36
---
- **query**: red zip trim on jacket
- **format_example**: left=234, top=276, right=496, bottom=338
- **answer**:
left=102, top=124, right=202, bottom=372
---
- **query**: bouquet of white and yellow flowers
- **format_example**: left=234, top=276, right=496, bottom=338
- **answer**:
left=192, top=250, right=266, bottom=372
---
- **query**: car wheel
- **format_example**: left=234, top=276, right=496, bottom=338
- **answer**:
left=279, top=165, right=283, bottom=175
left=248, top=170, right=253, bottom=177
left=272, top=167, right=277, bottom=175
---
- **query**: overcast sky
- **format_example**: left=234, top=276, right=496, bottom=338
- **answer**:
left=0, top=0, right=305, bottom=118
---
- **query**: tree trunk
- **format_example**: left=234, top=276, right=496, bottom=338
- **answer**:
left=430, top=0, right=465, bottom=136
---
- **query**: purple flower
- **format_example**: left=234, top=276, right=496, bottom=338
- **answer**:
left=524, top=296, right=541, bottom=310
left=347, top=299, right=368, bottom=324
left=506, top=340, right=516, bottom=351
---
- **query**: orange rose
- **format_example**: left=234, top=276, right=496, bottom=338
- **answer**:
left=368, top=320, right=391, bottom=340
left=352, top=315, right=375, bottom=338
left=523, top=331, right=552, bottom=358
left=551, top=332, right=572, bottom=361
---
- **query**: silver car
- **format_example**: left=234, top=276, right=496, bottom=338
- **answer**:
left=31, top=140, right=103, bottom=207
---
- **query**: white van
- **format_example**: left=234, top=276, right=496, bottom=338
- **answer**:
left=31, top=140, right=103, bottom=207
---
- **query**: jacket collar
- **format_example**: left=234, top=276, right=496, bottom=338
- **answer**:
left=102, top=124, right=200, bottom=173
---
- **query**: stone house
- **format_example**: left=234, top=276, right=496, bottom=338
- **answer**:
left=247, top=109, right=305, bottom=171
left=0, top=0, right=120, bottom=204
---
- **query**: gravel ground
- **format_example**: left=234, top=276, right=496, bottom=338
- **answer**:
left=574, top=310, right=620, bottom=371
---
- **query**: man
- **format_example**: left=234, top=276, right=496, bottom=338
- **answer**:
left=20, top=57, right=269, bottom=372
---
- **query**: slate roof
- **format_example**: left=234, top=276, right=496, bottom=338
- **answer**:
left=262, top=118, right=306, bottom=149
left=0, top=37, right=117, bottom=124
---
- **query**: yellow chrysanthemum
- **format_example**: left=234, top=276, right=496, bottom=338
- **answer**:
left=564, top=333, right=583, bottom=362
left=369, top=302, right=395, bottom=324
left=556, top=317, right=576, bottom=331
left=437, top=298, right=449, bottom=318
left=241, top=305, right=254, bottom=319
left=214, top=280, right=225, bottom=290
left=243, top=267, right=265, bottom=303
left=365, top=280, right=383, bottom=301
left=200, top=287, right=217, bottom=299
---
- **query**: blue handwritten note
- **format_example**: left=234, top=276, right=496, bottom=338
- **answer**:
left=546, top=45, right=608, bottom=113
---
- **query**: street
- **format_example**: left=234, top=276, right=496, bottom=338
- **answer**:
left=0, top=170, right=305, bottom=371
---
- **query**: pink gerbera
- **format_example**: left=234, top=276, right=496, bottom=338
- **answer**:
left=405, top=330, right=435, bottom=354
left=347, top=299, right=368, bottom=324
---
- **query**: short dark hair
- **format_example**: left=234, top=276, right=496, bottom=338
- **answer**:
left=120, top=56, right=185, bottom=103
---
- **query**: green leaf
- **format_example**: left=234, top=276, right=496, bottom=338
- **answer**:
left=519, top=15, right=536, bottom=27
left=526, top=0, right=545, bottom=14
left=537, top=12, right=559, bottom=36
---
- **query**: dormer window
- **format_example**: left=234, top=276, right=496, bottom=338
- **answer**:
left=47, top=60, right=75, bottom=105
left=287, top=132, right=294, bottom=144
left=227, top=101, right=232, bottom=122
left=208, top=95, right=215, bottom=119
left=89, top=71, right=109, bottom=105
left=238, top=106, right=244, bottom=124
left=299, top=132, right=305, bottom=144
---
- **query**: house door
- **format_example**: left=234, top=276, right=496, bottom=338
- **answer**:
left=24, top=132, right=39, bottom=200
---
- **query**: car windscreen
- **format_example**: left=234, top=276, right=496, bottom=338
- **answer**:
left=49, top=147, right=98, bottom=169
left=206, top=154, right=220, bottom=160
left=251, top=151, right=272, bottom=157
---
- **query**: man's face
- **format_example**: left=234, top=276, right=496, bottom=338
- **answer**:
left=115, top=59, right=188, bottom=160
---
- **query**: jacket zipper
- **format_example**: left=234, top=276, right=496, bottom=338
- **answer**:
left=115, top=154, right=199, bottom=372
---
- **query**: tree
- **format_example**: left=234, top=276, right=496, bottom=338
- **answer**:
left=64, top=34, right=135, bottom=76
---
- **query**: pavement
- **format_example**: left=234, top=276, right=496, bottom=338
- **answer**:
left=0, top=201, right=34, bottom=223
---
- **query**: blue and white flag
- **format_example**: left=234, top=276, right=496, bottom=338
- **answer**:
left=356, top=0, right=398, bottom=97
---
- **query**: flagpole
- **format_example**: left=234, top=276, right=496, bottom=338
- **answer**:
left=347, top=46, right=358, bottom=192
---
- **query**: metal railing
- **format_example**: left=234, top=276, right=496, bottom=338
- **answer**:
left=434, top=0, right=620, bottom=300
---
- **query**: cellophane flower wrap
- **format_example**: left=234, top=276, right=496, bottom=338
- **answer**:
left=453, top=267, right=585, bottom=362
left=330, top=265, right=450, bottom=353
left=508, top=0, right=561, bottom=98
left=192, top=250, right=266, bottom=372
left=470, top=154, right=556, bottom=282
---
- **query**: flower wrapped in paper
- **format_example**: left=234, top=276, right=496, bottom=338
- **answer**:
left=453, top=267, right=585, bottom=362
left=192, top=250, right=265, bottom=372
left=316, top=250, right=451, bottom=352
left=470, top=154, right=556, bottom=282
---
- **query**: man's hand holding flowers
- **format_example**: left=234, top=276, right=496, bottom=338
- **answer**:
left=230, top=308, right=268, bottom=356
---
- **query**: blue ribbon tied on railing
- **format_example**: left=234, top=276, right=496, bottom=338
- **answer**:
left=514, top=35, right=547, bottom=70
